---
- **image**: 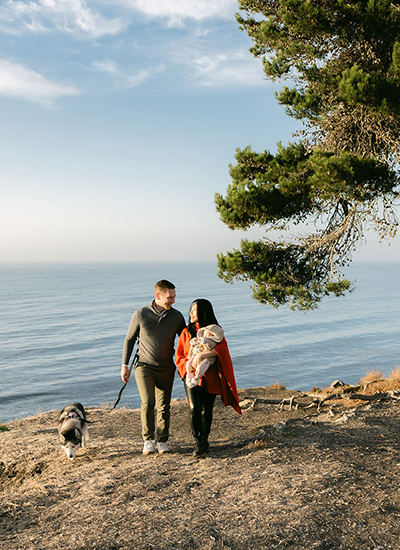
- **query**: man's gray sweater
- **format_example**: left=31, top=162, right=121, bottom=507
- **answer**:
left=122, top=303, right=185, bottom=368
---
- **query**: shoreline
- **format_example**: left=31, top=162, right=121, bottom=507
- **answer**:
left=2, top=371, right=399, bottom=426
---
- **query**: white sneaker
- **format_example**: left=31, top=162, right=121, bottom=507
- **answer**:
left=143, top=440, right=155, bottom=455
left=157, top=441, right=169, bottom=454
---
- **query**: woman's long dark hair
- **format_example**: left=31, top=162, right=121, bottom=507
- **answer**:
left=187, top=299, right=219, bottom=338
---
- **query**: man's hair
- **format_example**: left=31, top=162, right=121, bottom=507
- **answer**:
left=154, top=279, right=176, bottom=293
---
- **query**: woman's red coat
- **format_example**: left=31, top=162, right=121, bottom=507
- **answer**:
left=176, top=327, right=242, bottom=415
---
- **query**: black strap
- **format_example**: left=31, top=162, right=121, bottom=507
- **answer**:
left=112, top=351, right=139, bottom=409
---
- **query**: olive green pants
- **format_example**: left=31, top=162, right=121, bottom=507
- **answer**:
left=134, top=362, right=175, bottom=442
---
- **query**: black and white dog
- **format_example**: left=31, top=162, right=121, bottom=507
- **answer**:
left=58, top=402, right=89, bottom=460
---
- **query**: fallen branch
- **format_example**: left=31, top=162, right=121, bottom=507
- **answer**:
left=240, top=389, right=400, bottom=414
left=316, top=391, right=391, bottom=410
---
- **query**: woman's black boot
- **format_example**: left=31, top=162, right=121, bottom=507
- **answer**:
left=201, top=436, right=209, bottom=454
left=192, top=438, right=202, bottom=456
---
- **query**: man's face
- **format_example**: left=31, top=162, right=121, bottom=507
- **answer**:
left=155, top=289, right=176, bottom=311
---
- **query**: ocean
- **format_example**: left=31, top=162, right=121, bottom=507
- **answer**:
left=1, top=261, right=399, bottom=423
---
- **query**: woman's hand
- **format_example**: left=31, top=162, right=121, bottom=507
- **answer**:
left=193, top=349, right=216, bottom=368
left=192, top=353, right=203, bottom=369
left=186, top=360, right=195, bottom=376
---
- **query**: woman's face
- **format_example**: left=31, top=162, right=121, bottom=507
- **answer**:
left=189, top=303, right=198, bottom=323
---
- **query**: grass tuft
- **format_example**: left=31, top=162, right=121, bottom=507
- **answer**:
left=359, top=369, right=384, bottom=386
left=358, top=367, right=400, bottom=394
left=269, top=381, right=286, bottom=390
left=311, top=386, right=322, bottom=393
left=319, top=367, right=400, bottom=396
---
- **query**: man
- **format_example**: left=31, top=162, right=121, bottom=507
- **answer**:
left=121, top=280, right=186, bottom=455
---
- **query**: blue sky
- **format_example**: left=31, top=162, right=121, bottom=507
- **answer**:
left=1, top=0, right=399, bottom=263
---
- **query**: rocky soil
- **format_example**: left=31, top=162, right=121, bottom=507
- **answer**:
left=1, top=386, right=400, bottom=550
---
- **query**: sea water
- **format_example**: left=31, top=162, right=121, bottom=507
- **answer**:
left=0, top=262, right=399, bottom=423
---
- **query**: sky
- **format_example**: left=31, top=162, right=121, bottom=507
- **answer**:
left=1, top=0, right=399, bottom=263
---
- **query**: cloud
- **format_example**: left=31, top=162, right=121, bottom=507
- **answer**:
left=92, top=59, right=165, bottom=88
left=115, top=0, right=237, bottom=27
left=0, top=0, right=125, bottom=39
left=0, top=58, right=80, bottom=107
left=0, top=0, right=239, bottom=39
left=186, top=50, right=266, bottom=88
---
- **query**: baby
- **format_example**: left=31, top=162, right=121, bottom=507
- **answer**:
left=186, top=324, right=224, bottom=389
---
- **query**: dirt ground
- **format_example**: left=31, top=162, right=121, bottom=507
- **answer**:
left=1, top=386, right=400, bottom=550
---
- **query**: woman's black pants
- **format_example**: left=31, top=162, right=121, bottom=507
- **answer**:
left=184, top=381, right=216, bottom=441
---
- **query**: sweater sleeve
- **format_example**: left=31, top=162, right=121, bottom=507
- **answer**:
left=176, top=328, right=190, bottom=379
left=121, top=309, right=140, bottom=366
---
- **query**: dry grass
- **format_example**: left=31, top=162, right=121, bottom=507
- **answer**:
left=359, top=369, right=384, bottom=385
left=2, top=386, right=400, bottom=549
left=360, top=367, right=400, bottom=394
left=315, top=367, right=400, bottom=396
left=268, top=381, right=286, bottom=390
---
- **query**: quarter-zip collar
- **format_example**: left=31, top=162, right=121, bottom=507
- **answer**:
left=151, top=300, right=170, bottom=321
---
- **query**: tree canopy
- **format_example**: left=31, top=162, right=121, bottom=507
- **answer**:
left=215, top=0, right=400, bottom=309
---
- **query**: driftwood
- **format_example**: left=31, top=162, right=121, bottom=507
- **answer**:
left=240, top=389, right=400, bottom=415
left=314, top=391, right=390, bottom=410
left=334, top=378, right=386, bottom=394
left=240, top=396, right=300, bottom=411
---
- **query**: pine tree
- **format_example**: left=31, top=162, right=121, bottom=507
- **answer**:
left=216, top=0, right=400, bottom=309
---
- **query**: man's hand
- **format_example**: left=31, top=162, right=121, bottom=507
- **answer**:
left=121, top=365, right=130, bottom=383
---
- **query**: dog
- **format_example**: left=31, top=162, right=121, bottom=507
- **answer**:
left=58, top=402, right=89, bottom=460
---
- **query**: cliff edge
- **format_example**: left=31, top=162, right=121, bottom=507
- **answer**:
left=1, top=386, right=400, bottom=550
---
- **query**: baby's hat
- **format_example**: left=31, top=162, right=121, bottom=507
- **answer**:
left=199, top=324, right=224, bottom=343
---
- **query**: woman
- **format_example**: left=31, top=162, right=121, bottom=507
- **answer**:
left=176, top=299, right=241, bottom=456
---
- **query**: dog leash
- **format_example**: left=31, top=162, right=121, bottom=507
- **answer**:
left=113, top=351, right=139, bottom=409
